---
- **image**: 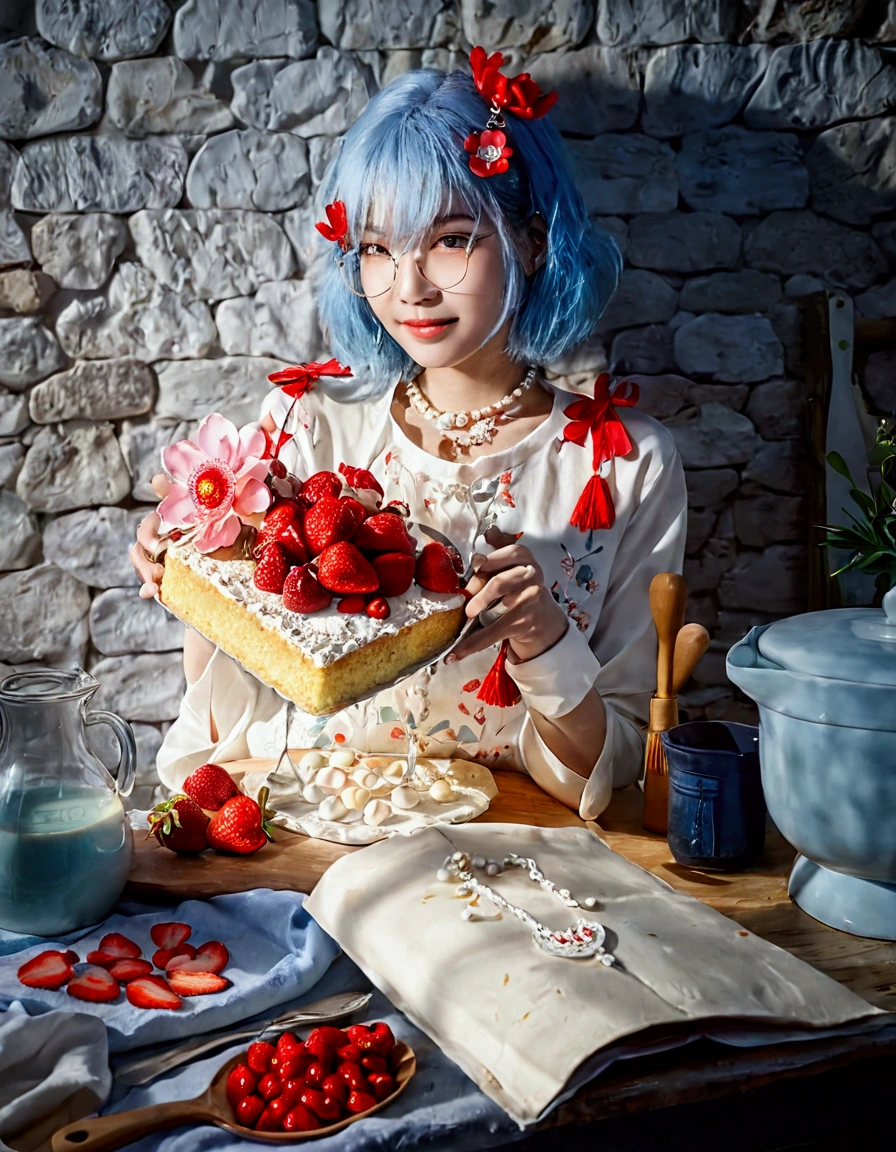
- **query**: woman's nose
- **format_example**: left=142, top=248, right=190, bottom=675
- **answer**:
left=394, top=251, right=440, bottom=304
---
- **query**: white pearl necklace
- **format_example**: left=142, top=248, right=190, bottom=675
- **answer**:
left=406, top=365, right=538, bottom=452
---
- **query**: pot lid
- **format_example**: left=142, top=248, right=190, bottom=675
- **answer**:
left=756, top=602, right=896, bottom=687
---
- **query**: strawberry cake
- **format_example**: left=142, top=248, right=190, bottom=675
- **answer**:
left=160, top=466, right=466, bottom=716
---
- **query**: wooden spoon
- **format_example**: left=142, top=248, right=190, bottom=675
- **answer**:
left=649, top=573, right=688, bottom=700
left=52, top=1043, right=416, bottom=1152
left=672, top=623, right=711, bottom=696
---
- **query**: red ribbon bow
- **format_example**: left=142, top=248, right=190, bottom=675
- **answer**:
left=469, top=47, right=558, bottom=121
left=267, top=358, right=353, bottom=400
left=315, top=201, right=349, bottom=250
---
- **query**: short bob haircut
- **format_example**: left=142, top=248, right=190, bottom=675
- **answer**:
left=314, top=67, right=622, bottom=398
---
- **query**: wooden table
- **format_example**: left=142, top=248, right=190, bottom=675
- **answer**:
left=126, top=765, right=896, bottom=1146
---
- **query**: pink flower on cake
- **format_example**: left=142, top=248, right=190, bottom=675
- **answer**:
left=158, top=414, right=271, bottom=553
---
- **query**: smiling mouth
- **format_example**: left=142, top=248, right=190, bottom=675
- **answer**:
left=400, top=318, right=458, bottom=337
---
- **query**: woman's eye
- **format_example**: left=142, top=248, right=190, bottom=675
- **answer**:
left=359, top=242, right=391, bottom=258
left=434, top=233, right=472, bottom=251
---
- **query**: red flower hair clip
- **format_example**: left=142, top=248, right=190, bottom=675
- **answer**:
left=464, top=46, right=558, bottom=179
left=265, top=359, right=353, bottom=459
left=315, top=201, right=349, bottom=250
left=560, top=373, right=639, bottom=532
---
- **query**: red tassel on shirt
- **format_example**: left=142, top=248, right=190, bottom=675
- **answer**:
left=476, top=640, right=521, bottom=708
left=569, top=473, right=615, bottom=532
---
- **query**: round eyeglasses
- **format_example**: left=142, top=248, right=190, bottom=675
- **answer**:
left=338, top=231, right=496, bottom=299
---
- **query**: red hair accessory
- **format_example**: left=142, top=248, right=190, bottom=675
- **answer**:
left=476, top=639, right=521, bottom=708
left=315, top=201, right=349, bottom=250
left=561, top=373, right=639, bottom=532
left=465, top=47, right=557, bottom=179
left=265, top=359, right=353, bottom=461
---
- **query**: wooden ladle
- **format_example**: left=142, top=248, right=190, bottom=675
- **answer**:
left=52, top=1043, right=416, bottom=1152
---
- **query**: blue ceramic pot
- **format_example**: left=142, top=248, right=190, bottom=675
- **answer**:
left=662, top=721, right=764, bottom=871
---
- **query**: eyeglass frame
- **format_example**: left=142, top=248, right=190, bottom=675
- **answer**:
left=337, top=228, right=498, bottom=299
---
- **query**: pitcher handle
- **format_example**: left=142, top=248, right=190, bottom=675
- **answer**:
left=86, top=711, right=136, bottom=797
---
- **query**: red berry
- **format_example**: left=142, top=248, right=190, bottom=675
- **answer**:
left=365, top=597, right=390, bottom=620
left=415, top=542, right=461, bottom=593
left=303, top=494, right=366, bottom=556
left=252, top=543, right=290, bottom=594
left=98, top=932, right=141, bottom=959
left=366, top=1071, right=396, bottom=1101
left=154, top=943, right=196, bottom=969
left=276, top=1032, right=304, bottom=1059
left=282, top=565, right=332, bottom=614
left=254, top=501, right=308, bottom=563
left=257, top=1071, right=282, bottom=1101
left=303, top=1060, right=328, bottom=1087
left=108, top=958, right=153, bottom=983
left=338, top=462, right=384, bottom=496
left=298, top=1088, right=342, bottom=1121
left=17, top=949, right=76, bottom=991
left=337, top=1061, right=366, bottom=1090
left=67, top=965, right=121, bottom=1004
left=354, top=511, right=414, bottom=555
left=236, top=1093, right=264, bottom=1128
left=346, top=1088, right=377, bottom=1114
left=148, top=795, right=210, bottom=854
left=321, top=1073, right=348, bottom=1102
left=85, top=950, right=118, bottom=969
left=226, top=1064, right=257, bottom=1109
left=150, top=922, right=192, bottom=950
left=256, top=1104, right=284, bottom=1132
left=317, top=541, right=379, bottom=596
left=283, top=1103, right=321, bottom=1132
left=338, top=594, right=367, bottom=614
left=126, top=976, right=182, bottom=1011
left=280, top=1077, right=304, bottom=1110
left=305, top=1026, right=348, bottom=1053
left=166, top=970, right=231, bottom=996
left=371, top=551, right=415, bottom=597
left=182, top=764, right=239, bottom=812
left=247, top=1041, right=277, bottom=1074
left=206, top=794, right=271, bottom=855
left=280, top=1054, right=313, bottom=1079
left=361, top=1053, right=387, bottom=1073
left=300, top=470, right=343, bottom=505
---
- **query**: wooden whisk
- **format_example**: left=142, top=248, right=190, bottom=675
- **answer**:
left=642, top=572, right=688, bottom=834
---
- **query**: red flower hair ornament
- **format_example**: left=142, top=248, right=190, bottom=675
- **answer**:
left=464, top=47, right=557, bottom=179
left=264, top=359, right=353, bottom=458
left=314, top=200, right=349, bottom=250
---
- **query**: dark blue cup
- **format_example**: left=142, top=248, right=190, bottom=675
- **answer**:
left=660, top=721, right=765, bottom=872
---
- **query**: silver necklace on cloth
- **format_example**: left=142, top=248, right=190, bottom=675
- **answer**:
left=406, top=365, right=538, bottom=452
left=437, top=850, right=616, bottom=964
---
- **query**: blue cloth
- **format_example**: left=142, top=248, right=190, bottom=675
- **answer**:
left=0, top=890, right=339, bottom=1052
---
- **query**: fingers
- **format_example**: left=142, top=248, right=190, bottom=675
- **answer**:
left=132, top=510, right=165, bottom=598
left=451, top=585, right=542, bottom=660
left=472, top=543, right=542, bottom=582
left=465, top=563, right=540, bottom=619
left=151, top=472, right=171, bottom=499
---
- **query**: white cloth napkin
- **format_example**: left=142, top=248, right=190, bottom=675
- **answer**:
left=306, top=823, right=887, bottom=1126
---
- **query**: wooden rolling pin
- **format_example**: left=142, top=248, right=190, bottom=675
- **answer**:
left=672, top=622, right=711, bottom=695
left=642, top=573, right=688, bottom=834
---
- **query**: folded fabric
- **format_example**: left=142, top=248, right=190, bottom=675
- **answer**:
left=0, top=1003, right=110, bottom=1151
left=306, top=824, right=888, bottom=1126
left=0, top=889, right=339, bottom=1052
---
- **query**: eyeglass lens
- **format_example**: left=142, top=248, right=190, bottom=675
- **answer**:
left=339, top=234, right=492, bottom=298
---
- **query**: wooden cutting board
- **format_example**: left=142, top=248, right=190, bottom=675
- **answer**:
left=125, top=762, right=585, bottom=903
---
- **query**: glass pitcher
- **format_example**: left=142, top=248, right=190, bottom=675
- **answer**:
left=0, top=668, right=136, bottom=936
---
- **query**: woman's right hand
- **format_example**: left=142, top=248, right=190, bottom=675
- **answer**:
left=130, top=474, right=170, bottom=599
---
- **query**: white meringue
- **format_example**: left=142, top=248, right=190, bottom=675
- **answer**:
left=363, top=798, right=392, bottom=826
left=390, top=784, right=420, bottom=810
left=429, top=778, right=454, bottom=803
left=341, top=785, right=371, bottom=811
left=319, top=795, right=348, bottom=821
left=328, top=749, right=356, bottom=769
left=316, top=767, right=348, bottom=795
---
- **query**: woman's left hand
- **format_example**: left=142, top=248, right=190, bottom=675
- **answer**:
left=450, top=544, right=568, bottom=665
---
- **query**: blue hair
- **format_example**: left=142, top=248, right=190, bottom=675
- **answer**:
left=314, top=67, right=622, bottom=398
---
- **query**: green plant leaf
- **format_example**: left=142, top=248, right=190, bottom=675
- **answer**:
left=826, top=451, right=855, bottom=483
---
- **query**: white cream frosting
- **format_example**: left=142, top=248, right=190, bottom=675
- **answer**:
left=171, top=540, right=464, bottom=668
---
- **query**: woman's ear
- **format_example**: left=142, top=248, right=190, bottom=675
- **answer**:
left=522, top=214, right=548, bottom=276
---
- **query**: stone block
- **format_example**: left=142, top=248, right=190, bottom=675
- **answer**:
left=683, top=537, right=737, bottom=595
left=766, top=300, right=805, bottom=378
left=868, top=2, right=896, bottom=42
left=280, top=204, right=321, bottom=275
left=215, top=280, right=322, bottom=362
left=745, top=378, right=807, bottom=440
left=596, top=0, right=736, bottom=45
left=0, top=563, right=90, bottom=663
left=546, top=333, right=608, bottom=377
left=677, top=126, right=808, bottom=216
left=643, top=45, right=767, bottom=139
left=0, top=270, right=56, bottom=314
left=0, top=388, right=29, bottom=436
left=784, top=274, right=828, bottom=298
left=12, top=135, right=187, bottom=213
left=609, top=324, right=675, bottom=375
left=872, top=221, right=896, bottom=270
left=308, top=136, right=340, bottom=188
left=462, top=0, right=591, bottom=52
left=864, top=350, right=896, bottom=414
left=174, top=0, right=318, bottom=61
left=568, top=136, right=677, bottom=216
left=855, top=278, right=896, bottom=321
left=679, top=271, right=782, bottom=314
left=119, top=417, right=198, bottom=502
left=594, top=216, right=627, bottom=258
left=0, top=317, right=66, bottom=391
left=106, top=57, right=234, bottom=137
left=231, top=48, right=368, bottom=139
left=0, top=489, right=40, bottom=570
left=666, top=402, right=761, bottom=468
left=36, top=0, right=171, bottom=60
left=42, top=506, right=146, bottom=588
left=0, top=443, right=25, bottom=488
left=129, top=209, right=296, bottom=301
left=55, top=263, right=216, bottom=362
left=807, top=117, right=896, bottom=226
left=743, top=210, right=887, bottom=292
left=31, top=213, right=127, bottom=291
left=91, top=653, right=186, bottom=723
left=715, top=607, right=784, bottom=647
left=186, top=129, right=310, bottom=211
left=320, top=0, right=455, bottom=49
left=744, top=41, right=896, bottom=131
left=90, top=588, right=184, bottom=656
left=17, top=423, right=132, bottom=513
left=745, top=0, right=868, bottom=42
left=674, top=315, right=783, bottom=383
left=0, top=141, right=16, bottom=207
left=742, top=440, right=806, bottom=495
left=0, top=36, right=102, bottom=139
left=734, top=488, right=804, bottom=547
left=596, top=269, right=678, bottom=332
left=687, top=509, right=715, bottom=556
left=685, top=467, right=739, bottom=509
left=719, top=544, right=807, bottom=613
left=629, top=373, right=748, bottom=420
left=526, top=45, right=640, bottom=135
left=28, top=360, right=155, bottom=424
left=0, top=212, right=30, bottom=267
left=689, top=646, right=731, bottom=688
left=627, top=212, right=741, bottom=273
left=154, top=356, right=288, bottom=425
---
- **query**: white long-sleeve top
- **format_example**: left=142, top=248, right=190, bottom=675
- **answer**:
left=157, top=380, right=687, bottom=821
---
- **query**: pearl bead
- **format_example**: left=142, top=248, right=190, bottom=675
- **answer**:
left=436, top=867, right=450, bottom=882
left=486, top=861, right=502, bottom=876
left=512, top=387, right=522, bottom=396
left=583, top=897, right=597, bottom=909
left=454, top=412, right=468, bottom=428
left=460, top=906, right=474, bottom=921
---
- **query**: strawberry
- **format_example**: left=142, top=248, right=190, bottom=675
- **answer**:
left=275, top=519, right=309, bottom=564
left=109, top=958, right=153, bottom=983
left=347, top=1021, right=394, bottom=1056
left=365, top=1072, right=396, bottom=1101
left=227, top=1064, right=257, bottom=1109
left=280, top=1054, right=313, bottom=1080
left=183, top=764, right=239, bottom=812
left=299, top=470, right=342, bottom=504
left=256, top=1105, right=285, bottom=1132
left=280, top=1077, right=305, bottom=1109
left=85, top=950, right=118, bottom=969
left=206, top=786, right=274, bottom=855
left=365, top=597, right=390, bottom=620
left=282, top=565, right=332, bottom=614
left=277, top=1032, right=304, bottom=1060
left=154, top=943, right=196, bottom=969
left=338, top=462, right=384, bottom=496
left=67, top=965, right=120, bottom=1003
left=126, top=976, right=182, bottom=1010
left=283, top=1104, right=320, bottom=1132
left=236, top=1093, right=265, bottom=1128
left=371, top=551, right=414, bottom=597
left=148, top=795, right=210, bottom=854
left=264, top=1096, right=291, bottom=1127
left=194, top=939, right=230, bottom=973
left=298, top=1088, right=342, bottom=1122
left=361, top=1053, right=387, bottom=1073
left=317, top=541, right=379, bottom=595
left=257, top=1071, right=282, bottom=1101
left=337, top=594, right=366, bottom=614
left=247, top=1040, right=277, bottom=1074
left=304, top=1060, right=328, bottom=1087
left=346, top=1088, right=377, bottom=1114
left=414, top=542, right=461, bottom=593
left=321, top=1073, right=348, bottom=1102
left=354, top=512, right=414, bottom=555
left=306, top=1026, right=349, bottom=1054
left=253, top=500, right=304, bottom=558
left=167, top=970, right=231, bottom=996
left=253, top=542, right=290, bottom=594
left=150, top=921, right=192, bottom=950
left=303, top=495, right=365, bottom=556
left=98, top=932, right=142, bottom=959
left=337, top=1061, right=365, bottom=1090
left=17, top=949, right=76, bottom=990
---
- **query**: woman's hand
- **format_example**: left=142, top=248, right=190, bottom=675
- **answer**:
left=450, top=544, right=568, bottom=665
left=130, top=474, right=170, bottom=599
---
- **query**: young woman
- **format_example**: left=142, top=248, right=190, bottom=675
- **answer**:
left=131, top=54, right=687, bottom=820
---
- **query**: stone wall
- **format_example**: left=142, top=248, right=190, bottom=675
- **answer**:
left=2, top=1, right=896, bottom=803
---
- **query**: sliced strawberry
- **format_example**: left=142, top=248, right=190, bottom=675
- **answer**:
left=164, top=950, right=199, bottom=973
left=85, top=950, right=119, bottom=969
left=150, top=921, right=192, bottom=950
left=299, top=471, right=342, bottom=505
left=337, top=594, right=367, bottom=614
left=365, top=597, right=390, bottom=620
left=126, top=976, right=182, bottom=1010
left=167, top=970, right=231, bottom=996
left=194, top=940, right=230, bottom=973
left=17, top=950, right=76, bottom=990
left=282, top=565, right=332, bottom=614
left=371, top=551, right=414, bottom=597
left=153, top=943, right=196, bottom=969
left=415, top=541, right=461, bottom=593
left=253, top=542, right=290, bottom=594
left=98, top=932, right=142, bottom=959
left=109, top=958, right=153, bottom=983
left=317, top=541, right=379, bottom=596
left=303, top=495, right=365, bottom=556
left=354, top=511, right=414, bottom=555
left=67, top=965, right=120, bottom=1003
left=338, top=462, right=384, bottom=497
